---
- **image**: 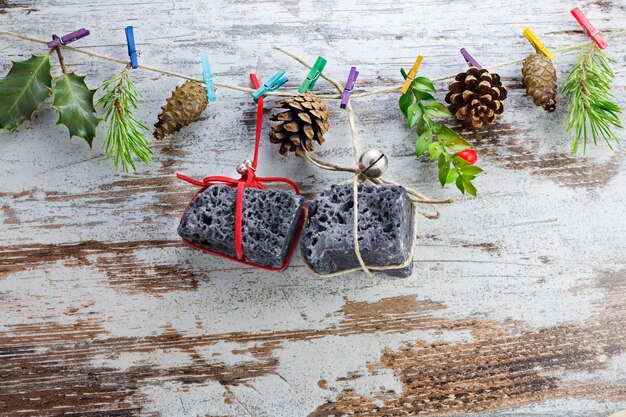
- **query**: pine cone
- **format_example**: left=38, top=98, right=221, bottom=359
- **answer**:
left=445, top=67, right=508, bottom=129
left=522, top=54, right=557, bottom=112
left=269, top=93, right=330, bottom=157
left=154, top=80, right=208, bottom=140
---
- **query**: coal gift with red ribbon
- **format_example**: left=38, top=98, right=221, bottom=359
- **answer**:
left=176, top=74, right=305, bottom=271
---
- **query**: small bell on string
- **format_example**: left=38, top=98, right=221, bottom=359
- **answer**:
left=358, top=149, right=388, bottom=179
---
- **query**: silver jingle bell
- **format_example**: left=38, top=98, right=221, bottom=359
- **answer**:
left=358, top=149, right=388, bottom=178
left=236, top=163, right=248, bottom=175
left=243, top=159, right=253, bottom=169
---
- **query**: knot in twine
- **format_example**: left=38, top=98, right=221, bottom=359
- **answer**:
left=274, top=47, right=455, bottom=277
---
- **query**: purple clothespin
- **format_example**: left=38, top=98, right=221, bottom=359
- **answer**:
left=340, top=67, right=359, bottom=109
left=460, top=48, right=482, bottom=69
left=47, top=28, right=90, bottom=49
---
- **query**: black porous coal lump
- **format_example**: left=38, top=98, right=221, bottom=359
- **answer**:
left=301, top=184, right=414, bottom=277
left=178, top=185, right=305, bottom=268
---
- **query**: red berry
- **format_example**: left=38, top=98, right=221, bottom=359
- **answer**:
left=458, top=149, right=477, bottom=165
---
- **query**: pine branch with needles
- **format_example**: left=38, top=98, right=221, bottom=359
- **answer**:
left=563, top=45, right=623, bottom=155
left=97, top=66, right=152, bottom=172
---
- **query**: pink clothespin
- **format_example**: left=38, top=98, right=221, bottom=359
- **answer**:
left=47, top=28, right=90, bottom=48
left=571, top=7, right=608, bottom=49
left=340, top=67, right=359, bottom=109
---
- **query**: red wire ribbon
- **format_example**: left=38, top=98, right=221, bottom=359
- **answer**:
left=176, top=73, right=305, bottom=271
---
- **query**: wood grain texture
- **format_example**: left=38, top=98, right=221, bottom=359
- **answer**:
left=1, top=0, right=626, bottom=416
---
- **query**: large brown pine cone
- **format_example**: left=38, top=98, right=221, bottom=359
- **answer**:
left=522, top=54, right=557, bottom=112
left=154, top=80, right=208, bottom=140
left=445, top=67, right=508, bottom=129
left=269, top=93, right=330, bottom=157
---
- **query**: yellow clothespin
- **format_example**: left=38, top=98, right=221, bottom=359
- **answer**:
left=523, top=28, right=554, bottom=61
left=400, top=55, right=424, bottom=94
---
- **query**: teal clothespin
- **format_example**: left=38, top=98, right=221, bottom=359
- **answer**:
left=200, top=51, right=217, bottom=102
left=251, top=70, right=288, bottom=102
left=298, top=56, right=327, bottom=93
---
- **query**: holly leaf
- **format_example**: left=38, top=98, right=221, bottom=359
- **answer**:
left=52, top=73, right=100, bottom=147
left=0, top=54, right=52, bottom=131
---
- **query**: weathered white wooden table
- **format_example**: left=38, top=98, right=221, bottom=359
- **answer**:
left=1, top=1, right=626, bottom=416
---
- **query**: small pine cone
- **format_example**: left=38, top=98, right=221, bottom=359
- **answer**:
left=154, top=80, right=208, bottom=140
left=269, top=92, right=330, bottom=157
left=522, top=54, right=557, bottom=112
left=445, top=67, right=508, bottom=129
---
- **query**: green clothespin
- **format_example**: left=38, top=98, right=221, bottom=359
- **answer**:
left=298, top=56, right=327, bottom=93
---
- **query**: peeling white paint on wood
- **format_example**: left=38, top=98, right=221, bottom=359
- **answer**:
left=1, top=0, right=626, bottom=416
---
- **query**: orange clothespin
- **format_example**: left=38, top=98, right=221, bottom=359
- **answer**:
left=400, top=55, right=423, bottom=94
left=523, top=28, right=554, bottom=61
left=571, top=7, right=608, bottom=49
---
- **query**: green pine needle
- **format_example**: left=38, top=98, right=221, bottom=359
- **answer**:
left=96, top=67, right=152, bottom=173
left=563, top=45, right=623, bottom=156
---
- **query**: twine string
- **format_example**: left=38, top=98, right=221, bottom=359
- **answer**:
left=2, top=29, right=625, bottom=99
left=270, top=46, right=453, bottom=277
left=2, top=28, right=625, bottom=276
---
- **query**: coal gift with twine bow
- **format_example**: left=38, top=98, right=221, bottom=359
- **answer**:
left=266, top=46, right=452, bottom=277
left=176, top=74, right=305, bottom=270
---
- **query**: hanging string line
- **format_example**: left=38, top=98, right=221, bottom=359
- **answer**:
left=1, top=29, right=625, bottom=100
left=264, top=46, right=454, bottom=277
left=2, top=28, right=625, bottom=276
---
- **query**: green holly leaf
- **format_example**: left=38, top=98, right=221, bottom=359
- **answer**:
left=52, top=73, right=100, bottom=147
left=0, top=54, right=52, bottom=131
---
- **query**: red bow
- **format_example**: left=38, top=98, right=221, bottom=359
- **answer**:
left=176, top=73, right=304, bottom=271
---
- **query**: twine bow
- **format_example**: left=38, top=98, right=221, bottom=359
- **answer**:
left=269, top=46, right=454, bottom=277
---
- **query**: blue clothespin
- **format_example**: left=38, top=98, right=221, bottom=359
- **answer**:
left=251, top=70, right=288, bottom=102
left=298, top=56, right=327, bottom=93
left=340, top=67, right=359, bottom=109
left=125, top=26, right=138, bottom=69
left=200, top=51, right=217, bottom=102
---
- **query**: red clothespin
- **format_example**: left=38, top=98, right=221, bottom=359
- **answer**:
left=571, top=7, right=608, bottom=49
